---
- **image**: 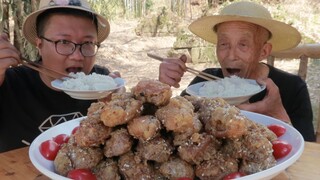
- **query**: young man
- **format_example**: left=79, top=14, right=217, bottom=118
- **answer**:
left=159, top=1, right=316, bottom=142
left=0, top=0, right=118, bottom=152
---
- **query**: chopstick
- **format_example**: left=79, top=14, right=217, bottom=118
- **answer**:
left=20, top=57, right=73, bottom=79
left=147, top=53, right=221, bottom=81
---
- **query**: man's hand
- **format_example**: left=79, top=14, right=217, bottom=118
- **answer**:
left=0, top=33, right=21, bottom=85
left=158, top=55, right=187, bottom=88
left=237, top=78, right=291, bottom=123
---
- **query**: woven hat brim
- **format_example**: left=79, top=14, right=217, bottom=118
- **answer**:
left=22, top=6, right=110, bottom=45
left=188, top=15, right=301, bottom=52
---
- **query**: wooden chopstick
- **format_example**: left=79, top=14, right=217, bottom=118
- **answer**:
left=20, top=57, right=72, bottom=79
left=147, top=53, right=221, bottom=81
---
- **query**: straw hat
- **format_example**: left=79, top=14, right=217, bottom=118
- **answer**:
left=188, top=1, right=301, bottom=52
left=22, top=0, right=110, bottom=45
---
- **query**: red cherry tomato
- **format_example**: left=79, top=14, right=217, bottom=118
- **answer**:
left=267, top=124, right=286, bottom=137
left=176, top=178, right=192, bottom=180
left=272, top=140, right=292, bottom=159
left=72, top=126, right=80, bottom=135
left=223, top=172, right=246, bottom=180
left=53, top=134, right=70, bottom=145
left=67, top=169, right=97, bottom=180
left=39, top=140, right=60, bottom=160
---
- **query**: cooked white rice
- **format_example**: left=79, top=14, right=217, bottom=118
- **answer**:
left=198, top=76, right=261, bottom=97
left=61, top=72, right=117, bottom=91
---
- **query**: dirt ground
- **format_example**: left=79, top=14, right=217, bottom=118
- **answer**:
left=95, top=20, right=213, bottom=96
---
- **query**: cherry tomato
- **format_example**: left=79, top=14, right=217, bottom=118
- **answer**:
left=39, top=140, right=60, bottom=160
left=67, top=169, right=97, bottom=180
left=72, top=126, right=80, bottom=135
left=176, top=178, right=192, bottom=180
left=267, top=124, right=286, bottom=137
left=53, top=134, right=70, bottom=145
left=223, top=172, right=246, bottom=180
left=272, top=140, right=292, bottom=159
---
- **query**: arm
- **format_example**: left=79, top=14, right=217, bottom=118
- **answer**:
left=0, top=33, right=20, bottom=85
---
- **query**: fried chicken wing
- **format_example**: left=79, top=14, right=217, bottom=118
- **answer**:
left=74, top=116, right=112, bottom=147
left=156, top=96, right=195, bottom=133
left=205, top=105, right=249, bottom=139
left=100, top=92, right=143, bottom=127
left=54, top=136, right=104, bottom=176
left=159, top=157, right=195, bottom=179
left=127, top=115, right=161, bottom=142
left=103, top=128, right=133, bottom=158
left=93, top=159, right=121, bottom=180
left=118, top=152, right=155, bottom=180
left=132, top=79, right=172, bottom=106
left=177, top=133, right=221, bottom=165
left=136, top=136, right=174, bottom=163
left=195, top=153, right=238, bottom=180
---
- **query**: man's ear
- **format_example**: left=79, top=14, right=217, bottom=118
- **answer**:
left=35, top=37, right=42, bottom=56
left=260, top=42, right=272, bottom=61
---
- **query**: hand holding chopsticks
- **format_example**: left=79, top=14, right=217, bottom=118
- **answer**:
left=147, top=53, right=221, bottom=81
left=20, top=57, right=73, bottom=79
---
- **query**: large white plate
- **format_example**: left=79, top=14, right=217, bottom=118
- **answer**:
left=51, top=77, right=125, bottom=100
left=29, top=111, right=304, bottom=180
left=186, top=80, right=266, bottom=105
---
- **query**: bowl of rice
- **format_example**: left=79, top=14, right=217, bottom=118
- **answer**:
left=186, top=76, right=265, bottom=105
left=51, top=72, right=125, bottom=100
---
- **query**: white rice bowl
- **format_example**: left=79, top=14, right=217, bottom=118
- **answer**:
left=199, top=76, right=261, bottom=98
left=61, top=72, right=117, bottom=91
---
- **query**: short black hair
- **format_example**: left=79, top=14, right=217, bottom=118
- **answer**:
left=36, top=8, right=98, bottom=37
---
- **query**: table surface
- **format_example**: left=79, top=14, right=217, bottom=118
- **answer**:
left=0, top=142, right=319, bottom=180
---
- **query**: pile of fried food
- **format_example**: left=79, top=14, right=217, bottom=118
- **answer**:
left=54, top=79, right=278, bottom=180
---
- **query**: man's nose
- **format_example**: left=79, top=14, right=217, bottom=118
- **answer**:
left=69, top=45, right=84, bottom=60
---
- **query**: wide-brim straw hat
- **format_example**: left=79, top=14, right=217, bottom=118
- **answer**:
left=188, top=1, right=301, bottom=52
left=23, top=0, right=110, bottom=45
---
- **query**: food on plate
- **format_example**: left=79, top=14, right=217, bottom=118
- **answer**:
left=100, top=92, right=143, bottom=127
left=67, top=168, right=97, bottom=180
left=272, top=140, right=292, bottom=159
left=38, top=79, right=290, bottom=179
left=103, top=128, right=133, bottom=158
left=39, top=139, right=60, bottom=160
left=93, top=159, right=121, bottom=180
left=223, top=172, right=246, bottom=180
left=74, top=115, right=112, bottom=147
left=267, top=124, right=287, bottom=137
left=54, top=136, right=104, bottom=176
left=118, top=151, right=155, bottom=179
left=52, top=134, right=70, bottom=146
left=155, top=96, right=195, bottom=133
left=131, top=79, right=172, bottom=106
left=195, top=152, right=239, bottom=180
left=177, top=133, right=221, bottom=165
left=127, top=115, right=161, bottom=141
left=61, top=72, right=117, bottom=91
left=159, top=157, right=195, bottom=179
left=198, top=75, right=262, bottom=97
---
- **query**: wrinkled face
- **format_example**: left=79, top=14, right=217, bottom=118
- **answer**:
left=36, top=14, right=98, bottom=82
left=216, top=21, right=271, bottom=78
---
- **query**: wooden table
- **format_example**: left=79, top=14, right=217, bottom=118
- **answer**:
left=1, top=142, right=319, bottom=180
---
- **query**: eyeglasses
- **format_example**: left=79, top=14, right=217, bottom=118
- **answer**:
left=39, top=36, right=100, bottom=57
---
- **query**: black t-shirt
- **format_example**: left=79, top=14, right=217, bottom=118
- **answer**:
left=0, top=65, right=110, bottom=152
left=181, top=64, right=316, bottom=142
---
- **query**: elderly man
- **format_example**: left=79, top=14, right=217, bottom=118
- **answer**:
left=158, top=1, right=315, bottom=141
